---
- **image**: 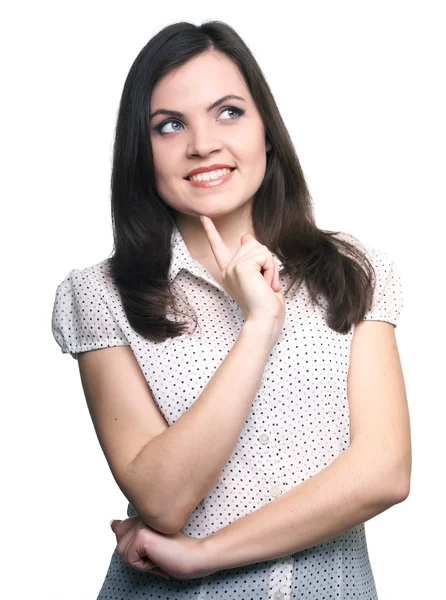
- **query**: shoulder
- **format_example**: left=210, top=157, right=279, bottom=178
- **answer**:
left=332, top=230, right=369, bottom=254
left=56, top=258, right=119, bottom=302
left=332, top=231, right=395, bottom=269
left=333, top=232, right=403, bottom=326
left=51, top=257, right=129, bottom=359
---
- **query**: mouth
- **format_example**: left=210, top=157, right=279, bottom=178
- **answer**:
left=184, top=167, right=236, bottom=188
left=184, top=167, right=236, bottom=180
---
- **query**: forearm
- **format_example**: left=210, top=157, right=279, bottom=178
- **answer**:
left=123, top=320, right=276, bottom=531
left=201, top=444, right=405, bottom=573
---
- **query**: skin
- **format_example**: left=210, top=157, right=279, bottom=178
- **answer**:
left=109, top=219, right=280, bottom=581
left=110, top=517, right=209, bottom=580
left=109, top=51, right=277, bottom=581
left=149, top=49, right=271, bottom=277
left=109, top=53, right=411, bottom=583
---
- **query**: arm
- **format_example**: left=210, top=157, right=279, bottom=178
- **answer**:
left=199, top=320, right=411, bottom=573
left=123, top=320, right=277, bottom=533
left=201, top=442, right=408, bottom=573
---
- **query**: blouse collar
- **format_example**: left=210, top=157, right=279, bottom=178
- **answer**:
left=168, top=222, right=284, bottom=294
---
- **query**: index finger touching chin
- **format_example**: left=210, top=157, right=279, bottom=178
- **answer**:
left=199, top=215, right=232, bottom=270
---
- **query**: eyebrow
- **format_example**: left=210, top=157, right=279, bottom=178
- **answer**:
left=149, top=94, right=246, bottom=121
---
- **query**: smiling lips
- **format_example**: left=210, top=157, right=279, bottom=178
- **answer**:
left=185, top=167, right=236, bottom=188
left=185, top=163, right=236, bottom=178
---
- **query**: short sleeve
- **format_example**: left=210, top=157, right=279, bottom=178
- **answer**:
left=51, top=267, right=130, bottom=360
left=361, top=244, right=404, bottom=327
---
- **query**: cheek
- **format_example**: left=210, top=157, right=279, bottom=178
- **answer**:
left=151, top=158, right=175, bottom=189
left=252, top=128, right=268, bottom=155
left=237, top=128, right=267, bottom=163
left=243, top=132, right=267, bottom=167
left=151, top=142, right=183, bottom=184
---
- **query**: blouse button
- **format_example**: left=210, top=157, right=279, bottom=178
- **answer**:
left=259, top=433, right=270, bottom=444
left=270, top=484, right=281, bottom=497
left=274, top=592, right=285, bottom=600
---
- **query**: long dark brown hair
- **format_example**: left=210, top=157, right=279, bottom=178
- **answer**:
left=109, top=20, right=375, bottom=342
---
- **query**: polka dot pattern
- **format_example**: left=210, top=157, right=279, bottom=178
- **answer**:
left=51, top=224, right=403, bottom=599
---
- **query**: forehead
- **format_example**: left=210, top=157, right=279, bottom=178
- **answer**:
left=150, top=52, right=249, bottom=107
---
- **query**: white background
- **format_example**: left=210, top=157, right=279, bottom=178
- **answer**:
left=2, top=1, right=444, bottom=598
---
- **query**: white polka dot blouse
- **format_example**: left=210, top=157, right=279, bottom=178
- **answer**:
left=51, top=223, right=404, bottom=600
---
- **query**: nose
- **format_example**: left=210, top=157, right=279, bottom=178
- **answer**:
left=186, top=124, right=223, bottom=158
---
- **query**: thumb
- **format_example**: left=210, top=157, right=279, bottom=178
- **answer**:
left=241, top=233, right=256, bottom=245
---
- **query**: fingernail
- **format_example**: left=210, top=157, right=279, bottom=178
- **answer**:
left=109, top=519, right=116, bottom=527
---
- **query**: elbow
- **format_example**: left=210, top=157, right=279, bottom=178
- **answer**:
left=388, top=454, right=412, bottom=504
left=141, top=511, right=185, bottom=535
left=363, top=459, right=411, bottom=508
left=121, top=470, right=199, bottom=534
left=390, top=475, right=411, bottom=504
left=140, top=495, right=199, bottom=534
left=141, top=504, right=192, bottom=534
left=122, top=478, right=190, bottom=534
left=120, top=493, right=186, bottom=534
left=370, top=446, right=412, bottom=506
left=381, top=465, right=411, bottom=506
left=153, top=496, right=202, bottom=534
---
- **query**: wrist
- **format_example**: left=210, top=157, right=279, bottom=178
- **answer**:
left=241, top=319, right=278, bottom=347
left=193, top=535, right=222, bottom=578
left=198, top=530, right=249, bottom=574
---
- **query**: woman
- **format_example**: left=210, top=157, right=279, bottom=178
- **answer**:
left=51, top=20, right=411, bottom=600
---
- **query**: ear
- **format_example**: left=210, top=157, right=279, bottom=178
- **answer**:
left=266, top=139, right=272, bottom=152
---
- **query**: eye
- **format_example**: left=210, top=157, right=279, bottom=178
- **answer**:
left=153, top=106, right=245, bottom=136
left=219, top=106, right=245, bottom=120
left=154, top=120, right=184, bottom=135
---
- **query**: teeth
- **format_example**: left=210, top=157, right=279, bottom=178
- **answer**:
left=188, top=168, right=232, bottom=182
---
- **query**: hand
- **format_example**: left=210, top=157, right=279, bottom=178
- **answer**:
left=199, top=215, right=285, bottom=337
left=110, top=517, right=215, bottom=581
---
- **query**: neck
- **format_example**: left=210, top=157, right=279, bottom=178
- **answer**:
left=174, top=203, right=255, bottom=262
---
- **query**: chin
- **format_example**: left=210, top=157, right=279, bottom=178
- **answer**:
left=196, top=200, right=251, bottom=218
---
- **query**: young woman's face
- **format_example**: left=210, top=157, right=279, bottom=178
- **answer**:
left=149, top=51, right=271, bottom=220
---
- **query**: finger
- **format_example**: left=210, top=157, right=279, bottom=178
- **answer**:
left=264, top=255, right=276, bottom=288
left=275, top=262, right=282, bottom=292
left=240, top=232, right=256, bottom=246
left=125, top=542, right=157, bottom=571
left=199, top=215, right=232, bottom=271
left=257, top=251, right=275, bottom=288
left=271, top=258, right=281, bottom=291
left=124, top=530, right=159, bottom=573
left=260, top=253, right=277, bottom=289
left=116, top=520, right=142, bottom=556
left=224, top=237, right=268, bottom=266
left=149, top=566, right=172, bottom=579
left=132, top=562, right=170, bottom=578
left=111, top=516, right=139, bottom=539
left=233, top=248, right=277, bottom=287
left=128, top=555, right=157, bottom=572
